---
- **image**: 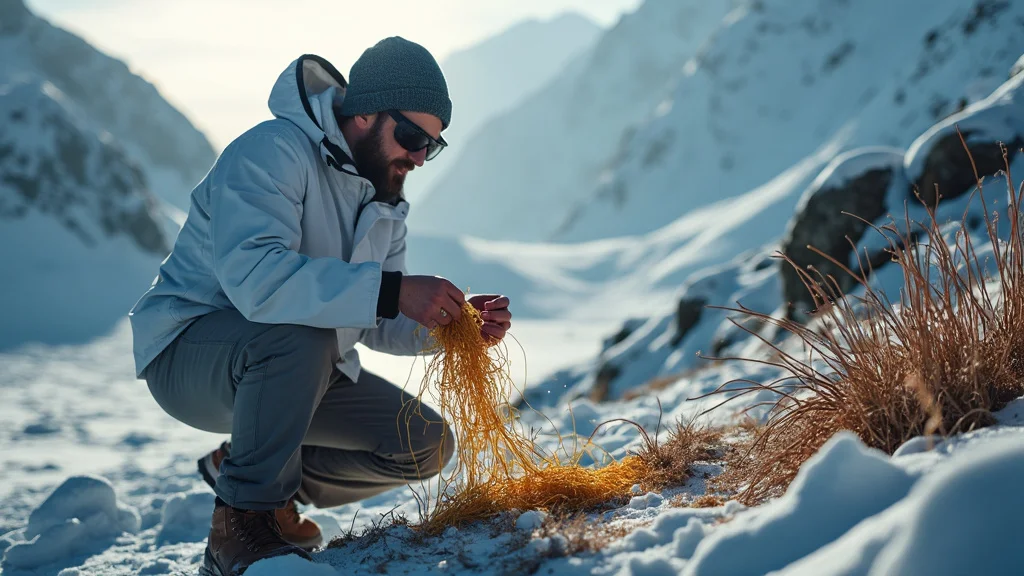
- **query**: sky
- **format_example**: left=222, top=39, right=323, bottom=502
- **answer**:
left=27, top=0, right=641, bottom=150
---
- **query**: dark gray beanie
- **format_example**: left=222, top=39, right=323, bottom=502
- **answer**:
left=339, top=37, right=452, bottom=129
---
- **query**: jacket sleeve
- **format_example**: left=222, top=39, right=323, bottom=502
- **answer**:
left=209, top=130, right=383, bottom=329
left=359, top=221, right=438, bottom=355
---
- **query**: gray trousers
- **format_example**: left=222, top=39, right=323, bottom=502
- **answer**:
left=143, top=309, right=454, bottom=511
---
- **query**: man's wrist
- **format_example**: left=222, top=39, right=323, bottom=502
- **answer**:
left=377, top=271, right=402, bottom=319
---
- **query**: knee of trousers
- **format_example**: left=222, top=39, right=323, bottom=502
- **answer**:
left=242, top=323, right=339, bottom=374
left=412, top=421, right=456, bottom=479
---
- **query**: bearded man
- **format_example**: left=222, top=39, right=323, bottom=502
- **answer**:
left=129, top=37, right=511, bottom=575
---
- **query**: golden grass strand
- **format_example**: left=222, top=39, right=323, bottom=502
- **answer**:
left=408, top=302, right=651, bottom=533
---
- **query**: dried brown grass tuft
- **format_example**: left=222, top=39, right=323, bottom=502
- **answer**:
left=701, top=138, right=1024, bottom=504
left=691, top=494, right=727, bottom=508
left=634, top=414, right=725, bottom=491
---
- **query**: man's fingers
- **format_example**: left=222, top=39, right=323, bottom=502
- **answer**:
left=481, top=322, right=507, bottom=338
left=444, top=294, right=463, bottom=322
left=444, top=280, right=466, bottom=305
left=484, top=296, right=509, bottom=311
left=481, top=309, right=511, bottom=324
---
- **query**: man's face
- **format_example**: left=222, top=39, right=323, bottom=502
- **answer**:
left=350, top=110, right=443, bottom=203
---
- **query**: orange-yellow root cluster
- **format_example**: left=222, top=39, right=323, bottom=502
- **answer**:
left=409, top=301, right=651, bottom=532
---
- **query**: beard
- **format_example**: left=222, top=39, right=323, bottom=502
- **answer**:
left=351, top=117, right=415, bottom=204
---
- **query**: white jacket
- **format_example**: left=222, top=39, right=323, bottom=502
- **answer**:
left=129, top=55, right=429, bottom=380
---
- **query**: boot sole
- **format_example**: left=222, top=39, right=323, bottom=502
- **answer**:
left=291, top=533, right=324, bottom=551
left=198, top=453, right=219, bottom=491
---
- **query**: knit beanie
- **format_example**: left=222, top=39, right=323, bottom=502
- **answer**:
left=339, top=37, right=452, bottom=129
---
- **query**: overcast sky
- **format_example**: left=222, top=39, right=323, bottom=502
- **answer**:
left=28, top=0, right=640, bottom=149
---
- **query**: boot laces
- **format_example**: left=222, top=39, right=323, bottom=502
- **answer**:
left=231, top=510, right=286, bottom=553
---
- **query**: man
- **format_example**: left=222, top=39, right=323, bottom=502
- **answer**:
left=129, top=37, right=512, bottom=575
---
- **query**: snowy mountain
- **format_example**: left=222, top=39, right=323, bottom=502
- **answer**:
left=0, top=0, right=215, bottom=349
left=554, top=0, right=1024, bottom=241
left=0, top=0, right=215, bottom=210
left=530, top=59, right=1024, bottom=405
left=412, top=0, right=1024, bottom=244
left=402, top=12, right=601, bottom=204
left=408, top=0, right=735, bottom=239
left=0, top=78, right=173, bottom=349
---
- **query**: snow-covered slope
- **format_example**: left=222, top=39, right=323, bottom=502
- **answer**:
left=408, top=0, right=735, bottom=240
left=1, top=310, right=1021, bottom=575
left=403, top=12, right=601, bottom=203
left=0, top=78, right=172, bottom=349
left=557, top=0, right=1024, bottom=241
left=0, top=0, right=215, bottom=210
left=538, top=61, right=1024, bottom=404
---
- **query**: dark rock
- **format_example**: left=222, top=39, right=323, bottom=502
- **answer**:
left=601, top=318, right=645, bottom=354
left=914, top=131, right=1023, bottom=206
left=671, top=297, right=706, bottom=346
left=962, top=0, right=1010, bottom=36
left=0, top=0, right=30, bottom=35
left=781, top=166, right=893, bottom=316
left=590, top=363, right=621, bottom=402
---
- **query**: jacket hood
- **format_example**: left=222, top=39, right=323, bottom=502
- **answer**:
left=268, top=55, right=359, bottom=175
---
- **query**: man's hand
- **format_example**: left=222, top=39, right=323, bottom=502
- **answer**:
left=468, top=294, right=511, bottom=345
left=398, top=275, right=465, bottom=329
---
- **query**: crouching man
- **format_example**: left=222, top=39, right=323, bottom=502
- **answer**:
left=129, top=37, right=511, bottom=575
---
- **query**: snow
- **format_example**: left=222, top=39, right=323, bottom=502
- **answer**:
left=402, top=13, right=602, bottom=204
left=684, top=433, right=916, bottom=576
left=156, top=491, right=214, bottom=545
left=515, top=510, right=548, bottom=532
left=867, top=437, right=1024, bottom=576
left=0, top=0, right=215, bottom=210
left=3, top=1, right=1024, bottom=575
left=415, top=0, right=1024, bottom=244
left=2, top=476, right=139, bottom=571
left=247, top=555, right=339, bottom=575
left=410, top=0, right=735, bottom=241
left=556, top=0, right=1024, bottom=242
left=905, top=69, right=1024, bottom=183
left=0, top=78, right=170, bottom=350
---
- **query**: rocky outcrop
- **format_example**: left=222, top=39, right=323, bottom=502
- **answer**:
left=0, top=79, right=169, bottom=255
left=907, top=66, right=1024, bottom=205
left=780, top=149, right=903, bottom=316
left=913, top=131, right=1023, bottom=206
left=1, top=0, right=215, bottom=207
left=671, top=297, right=706, bottom=346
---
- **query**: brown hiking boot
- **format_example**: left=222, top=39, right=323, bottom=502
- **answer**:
left=198, top=441, right=324, bottom=550
left=275, top=499, right=323, bottom=550
left=200, top=502, right=312, bottom=576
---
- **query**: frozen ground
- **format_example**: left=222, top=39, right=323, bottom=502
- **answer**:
left=1, top=313, right=1021, bottom=575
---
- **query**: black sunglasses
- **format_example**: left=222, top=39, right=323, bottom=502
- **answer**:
left=387, top=110, right=447, bottom=161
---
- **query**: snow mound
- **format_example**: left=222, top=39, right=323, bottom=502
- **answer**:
left=685, top=432, right=915, bottom=576
left=155, top=490, right=213, bottom=545
left=246, top=554, right=338, bottom=576
left=515, top=510, right=548, bottom=532
left=2, top=475, right=139, bottom=571
left=869, top=436, right=1024, bottom=576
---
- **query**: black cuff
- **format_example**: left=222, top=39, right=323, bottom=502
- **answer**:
left=377, top=271, right=402, bottom=319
